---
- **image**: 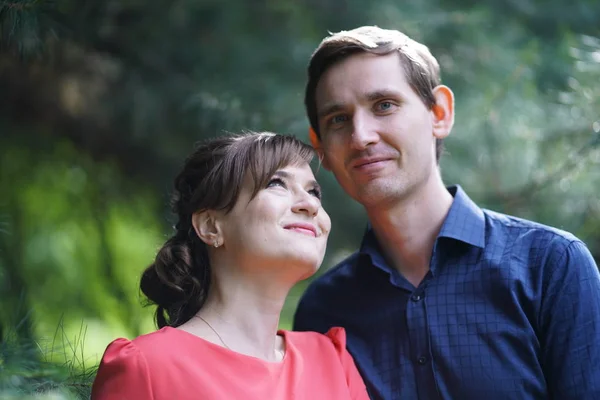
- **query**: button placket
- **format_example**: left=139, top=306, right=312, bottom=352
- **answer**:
left=411, top=293, right=422, bottom=302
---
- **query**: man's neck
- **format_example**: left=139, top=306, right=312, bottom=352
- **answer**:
left=366, top=179, right=453, bottom=288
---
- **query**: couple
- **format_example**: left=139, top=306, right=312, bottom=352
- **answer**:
left=92, top=26, right=600, bottom=400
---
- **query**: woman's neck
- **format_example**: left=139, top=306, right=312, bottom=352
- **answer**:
left=180, top=265, right=293, bottom=362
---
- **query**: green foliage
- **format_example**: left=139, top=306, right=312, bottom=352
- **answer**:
left=1, top=1, right=599, bottom=398
left=0, top=0, right=65, bottom=59
left=0, top=317, right=93, bottom=399
left=0, top=134, right=160, bottom=364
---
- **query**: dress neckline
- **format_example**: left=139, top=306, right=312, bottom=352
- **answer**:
left=161, top=326, right=289, bottom=366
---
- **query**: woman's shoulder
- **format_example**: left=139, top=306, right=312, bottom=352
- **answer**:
left=100, top=327, right=191, bottom=363
left=282, top=327, right=348, bottom=356
left=282, top=328, right=369, bottom=399
left=131, top=326, right=178, bottom=347
left=284, top=325, right=346, bottom=341
left=92, top=336, right=156, bottom=398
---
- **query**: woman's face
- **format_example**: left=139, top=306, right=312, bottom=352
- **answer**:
left=217, top=162, right=331, bottom=277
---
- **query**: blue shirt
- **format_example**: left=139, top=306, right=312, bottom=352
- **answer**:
left=294, top=186, right=600, bottom=400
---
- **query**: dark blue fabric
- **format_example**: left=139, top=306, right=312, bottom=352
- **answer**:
left=294, top=186, right=600, bottom=400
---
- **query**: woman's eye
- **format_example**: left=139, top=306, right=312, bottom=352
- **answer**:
left=267, top=178, right=286, bottom=189
left=308, top=187, right=322, bottom=200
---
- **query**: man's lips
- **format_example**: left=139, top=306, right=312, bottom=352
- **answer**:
left=348, top=156, right=394, bottom=169
left=284, top=223, right=317, bottom=237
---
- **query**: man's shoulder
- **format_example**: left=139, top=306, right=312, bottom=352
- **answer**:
left=294, top=251, right=374, bottom=331
left=298, top=251, right=365, bottom=306
left=311, top=251, right=364, bottom=287
left=482, top=208, right=582, bottom=251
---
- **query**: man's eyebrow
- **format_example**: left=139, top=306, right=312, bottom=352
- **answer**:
left=365, top=89, right=401, bottom=102
left=317, top=90, right=402, bottom=119
left=317, top=103, right=346, bottom=119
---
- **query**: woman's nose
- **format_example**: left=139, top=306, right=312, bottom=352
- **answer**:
left=292, top=191, right=319, bottom=217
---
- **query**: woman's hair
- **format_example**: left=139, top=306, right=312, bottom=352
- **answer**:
left=140, top=131, right=315, bottom=328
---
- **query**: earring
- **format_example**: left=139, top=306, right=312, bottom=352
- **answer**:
left=213, top=239, right=220, bottom=248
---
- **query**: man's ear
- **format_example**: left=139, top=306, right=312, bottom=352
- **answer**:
left=316, top=148, right=331, bottom=171
left=192, top=210, right=221, bottom=247
left=310, top=127, right=331, bottom=171
left=431, top=85, right=455, bottom=140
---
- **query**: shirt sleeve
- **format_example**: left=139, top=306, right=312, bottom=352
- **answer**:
left=540, top=239, right=600, bottom=399
left=91, top=338, right=154, bottom=400
left=325, top=327, right=370, bottom=400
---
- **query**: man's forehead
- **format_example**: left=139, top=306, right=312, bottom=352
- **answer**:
left=315, top=54, right=406, bottom=97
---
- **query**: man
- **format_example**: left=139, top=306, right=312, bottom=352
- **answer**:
left=293, top=26, right=600, bottom=400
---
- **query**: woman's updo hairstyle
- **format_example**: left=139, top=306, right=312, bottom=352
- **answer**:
left=140, top=132, right=315, bottom=328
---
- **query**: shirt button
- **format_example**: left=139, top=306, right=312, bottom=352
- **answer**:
left=411, top=293, right=424, bottom=302
left=417, top=356, right=428, bottom=365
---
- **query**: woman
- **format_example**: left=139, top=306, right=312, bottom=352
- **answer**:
left=91, top=132, right=369, bottom=399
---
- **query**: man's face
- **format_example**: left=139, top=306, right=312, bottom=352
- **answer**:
left=314, top=52, right=445, bottom=208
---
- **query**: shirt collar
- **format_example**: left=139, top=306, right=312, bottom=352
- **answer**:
left=359, top=185, right=486, bottom=260
left=438, top=185, right=486, bottom=248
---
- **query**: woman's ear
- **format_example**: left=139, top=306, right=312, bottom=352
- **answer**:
left=431, top=85, right=455, bottom=140
left=192, top=210, right=221, bottom=247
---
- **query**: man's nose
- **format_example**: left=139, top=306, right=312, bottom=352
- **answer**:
left=350, top=112, right=380, bottom=150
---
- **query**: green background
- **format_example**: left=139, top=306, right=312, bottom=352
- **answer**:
left=1, top=0, right=599, bottom=397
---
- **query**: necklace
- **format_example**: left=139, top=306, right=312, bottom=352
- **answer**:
left=196, top=315, right=285, bottom=361
left=196, top=315, right=231, bottom=349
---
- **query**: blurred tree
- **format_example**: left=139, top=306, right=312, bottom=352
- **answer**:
left=0, top=3, right=598, bottom=398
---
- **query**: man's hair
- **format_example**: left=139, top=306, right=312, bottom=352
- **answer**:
left=304, top=26, right=445, bottom=161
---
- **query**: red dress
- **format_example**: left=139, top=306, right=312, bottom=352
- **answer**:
left=91, top=326, right=369, bottom=400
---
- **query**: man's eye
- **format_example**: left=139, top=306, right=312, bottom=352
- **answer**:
left=330, top=115, right=349, bottom=125
left=376, top=101, right=394, bottom=111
